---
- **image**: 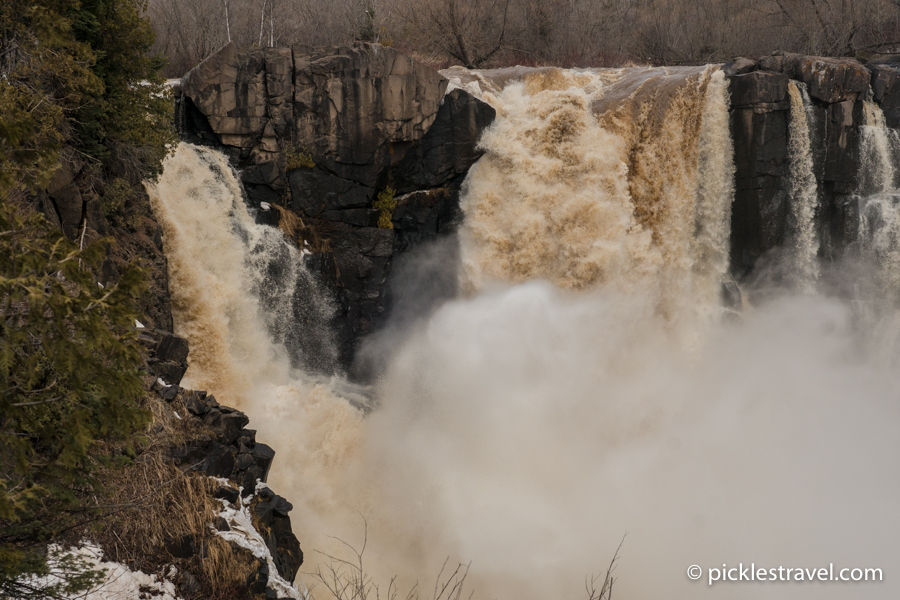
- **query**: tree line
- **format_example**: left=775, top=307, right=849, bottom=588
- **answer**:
left=147, top=0, right=900, bottom=77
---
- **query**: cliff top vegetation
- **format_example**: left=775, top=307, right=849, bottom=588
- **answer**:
left=1, top=0, right=177, bottom=594
left=147, top=0, right=900, bottom=77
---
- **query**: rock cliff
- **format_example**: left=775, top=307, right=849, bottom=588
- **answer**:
left=726, top=52, right=900, bottom=275
left=177, top=42, right=495, bottom=374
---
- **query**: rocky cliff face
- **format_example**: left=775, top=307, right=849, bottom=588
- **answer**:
left=726, top=52, right=900, bottom=276
left=178, top=42, right=495, bottom=374
left=32, top=147, right=174, bottom=331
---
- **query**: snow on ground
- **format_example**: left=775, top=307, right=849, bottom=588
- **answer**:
left=24, top=542, right=181, bottom=600
left=215, top=483, right=305, bottom=600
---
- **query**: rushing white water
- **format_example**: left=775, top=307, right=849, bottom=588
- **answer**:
left=860, top=98, right=899, bottom=194
left=148, top=68, right=900, bottom=600
left=786, top=81, right=820, bottom=292
left=457, top=65, right=734, bottom=330
left=857, top=98, right=900, bottom=301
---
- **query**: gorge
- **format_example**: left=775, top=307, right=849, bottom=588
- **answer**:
left=134, top=43, right=900, bottom=600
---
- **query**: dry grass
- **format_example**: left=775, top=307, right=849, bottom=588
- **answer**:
left=273, top=203, right=333, bottom=254
left=74, top=389, right=260, bottom=598
left=310, top=519, right=621, bottom=600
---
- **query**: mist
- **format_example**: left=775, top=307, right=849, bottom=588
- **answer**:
left=344, top=277, right=900, bottom=600
left=146, top=65, right=900, bottom=599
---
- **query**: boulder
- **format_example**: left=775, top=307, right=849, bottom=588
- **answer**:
left=393, top=88, right=496, bottom=193
left=868, top=64, right=898, bottom=103
left=165, top=533, right=196, bottom=559
left=723, top=57, right=758, bottom=76
left=729, top=71, right=789, bottom=107
left=766, top=53, right=870, bottom=102
left=155, top=331, right=190, bottom=363
left=214, top=485, right=241, bottom=504
left=182, top=43, right=268, bottom=148
left=250, top=443, right=276, bottom=481
left=203, top=408, right=250, bottom=444
left=292, top=42, right=447, bottom=185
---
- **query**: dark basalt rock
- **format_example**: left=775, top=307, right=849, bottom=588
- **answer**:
left=203, top=408, right=251, bottom=444
left=868, top=64, right=898, bottom=103
left=730, top=71, right=788, bottom=107
left=155, top=332, right=190, bottom=364
left=723, top=57, right=758, bottom=76
left=253, top=489, right=303, bottom=583
left=289, top=168, right=373, bottom=217
left=760, top=53, right=870, bottom=102
left=393, top=88, right=497, bottom=194
left=140, top=328, right=190, bottom=385
left=728, top=52, right=884, bottom=276
left=180, top=42, right=495, bottom=375
left=154, top=381, right=301, bottom=597
left=215, top=485, right=241, bottom=504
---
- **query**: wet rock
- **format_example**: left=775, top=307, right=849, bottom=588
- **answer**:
left=155, top=332, right=190, bottom=364
left=142, top=329, right=190, bottom=385
left=202, top=408, right=250, bottom=444
left=270, top=517, right=303, bottom=582
left=766, top=53, right=870, bottom=102
left=288, top=168, right=373, bottom=217
left=393, top=88, right=496, bottom=193
left=158, top=368, right=185, bottom=392
left=254, top=494, right=293, bottom=521
left=250, top=443, right=275, bottom=481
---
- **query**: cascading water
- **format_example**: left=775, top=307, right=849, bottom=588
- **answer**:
left=860, top=95, right=899, bottom=194
left=145, top=144, right=338, bottom=394
left=149, top=68, right=900, bottom=600
left=458, top=66, right=734, bottom=329
left=857, top=97, right=900, bottom=301
left=786, top=81, right=820, bottom=292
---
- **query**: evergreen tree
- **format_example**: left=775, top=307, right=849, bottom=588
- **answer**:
left=0, top=203, right=150, bottom=596
left=0, top=0, right=173, bottom=593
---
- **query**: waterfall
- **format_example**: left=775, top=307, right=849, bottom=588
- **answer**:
left=145, top=144, right=338, bottom=399
left=857, top=98, right=900, bottom=301
left=146, top=142, right=369, bottom=592
left=786, top=81, right=820, bottom=292
left=149, top=75, right=900, bottom=600
left=860, top=96, right=899, bottom=194
left=459, top=65, right=734, bottom=327
left=692, top=69, right=736, bottom=316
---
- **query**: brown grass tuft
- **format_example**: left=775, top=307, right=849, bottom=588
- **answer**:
left=78, top=389, right=261, bottom=598
left=272, top=204, right=332, bottom=253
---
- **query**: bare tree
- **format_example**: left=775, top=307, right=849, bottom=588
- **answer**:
left=399, top=0, right=514, bottom=67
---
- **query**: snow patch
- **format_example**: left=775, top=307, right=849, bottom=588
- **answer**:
left=24, top=542, right=181, bottom=600
left=214, top=490, right=304, bottom=599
